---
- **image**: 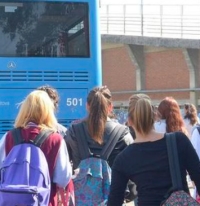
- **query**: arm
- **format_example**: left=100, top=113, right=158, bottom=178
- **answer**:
left=182, top=133, right=200, bottom=194
left=65, top=127, right=81, bottom=170
left=53, top=139, right=72, bottom=188
left=108, top=159, right=129, bottom=206
left=108, top=130, right=133, bottom=168
left=191, top=128, right=200, bottom=159
left=0, top=133, right=7, bottom=168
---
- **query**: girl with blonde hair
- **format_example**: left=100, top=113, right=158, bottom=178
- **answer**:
left=0, top=90, right=72, bottom=206
left=14, top=90, right=58, bottom=130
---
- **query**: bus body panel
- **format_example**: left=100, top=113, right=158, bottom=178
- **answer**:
left=0, top=0, right=101, bottom=135
left=0, top=87, right=87, bottom=119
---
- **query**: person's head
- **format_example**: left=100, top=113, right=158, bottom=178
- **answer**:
left=108, top=111, right=117, bottom=120
left=37, top=85, right=59, bottom=111
left=184, top=103, right=198, bottom=125
left=152, top=105, right=160, bottom=121
left=157, top=97, right=186, bottom=133
left=14, top=90, right=57, bottom=131
left=128, top=94, right=154, bottom=136
left=86, top=86, right=112, bottom=144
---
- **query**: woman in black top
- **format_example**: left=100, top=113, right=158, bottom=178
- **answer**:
left=107, top=94, right=200, bottom=206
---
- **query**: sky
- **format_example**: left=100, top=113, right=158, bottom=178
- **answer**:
left=101, top=0, right=200, bottom=5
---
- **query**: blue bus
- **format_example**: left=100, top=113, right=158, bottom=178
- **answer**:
left=0, top=0, right=102, bottom=135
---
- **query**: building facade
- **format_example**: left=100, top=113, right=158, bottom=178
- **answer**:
left=102, top=43, right=200, bottom=123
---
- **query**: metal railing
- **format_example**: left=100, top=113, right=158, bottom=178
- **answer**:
left=100, top=4, right=200, bottom=39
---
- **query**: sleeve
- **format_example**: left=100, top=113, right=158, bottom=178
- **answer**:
left=53, top=139, right=72, bottom=188
left=123, top=133, right=134, bottom=145
left=65, top=126, right=81, bottom=170
left=191, top=128, right=200, bottom=159
left=154, top=121, right=166, bottom=133
left=181, top=133, right=200, bottom=194
left=107, top=154, right=129, bottom=206
left=0, top=133, right=7, bottom=168
left=108, top=127, right=133, bottom=168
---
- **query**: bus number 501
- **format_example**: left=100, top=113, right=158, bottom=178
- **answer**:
left=66, top=98, right=83, bottom=107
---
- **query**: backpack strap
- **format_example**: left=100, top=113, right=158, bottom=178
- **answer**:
left=193, top=125, right=200, bottom=135
left=11, top=128, right=23, bottom=145
left=100, top=124, right=125, bottom=160
left=197, top=127, right=200, bottom=135
left=72, top=122, right=91, bottom=160
left=11, top=128, right=53, bottom=147
left=34, top=130, right=54, bottom=147
left=72, top=122, right=125, bottom=160
left=166, top=132, right=183, bottom=191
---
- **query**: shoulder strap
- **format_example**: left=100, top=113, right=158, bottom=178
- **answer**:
left=191, top=125, right=200, bottom=136
left=11, top=128, right=53, bottom=147
left=72, top=122, right=126, bottom=160
left=72, top=122, right=91, bottom=160
left=166, top=133, right=183, bottom=190
left=11, top=128, right=23, bottom=145
left=34, top=130, right=53, bottom=147
left=196, top=126, right=200, bottom=135
left=100, top=124, right=125, bottom=160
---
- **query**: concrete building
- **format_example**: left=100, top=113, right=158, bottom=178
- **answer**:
left=100, top=2, right=200, bottom=122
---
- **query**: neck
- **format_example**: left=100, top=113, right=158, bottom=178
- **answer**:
left=134, top=129, right=164, bottom=143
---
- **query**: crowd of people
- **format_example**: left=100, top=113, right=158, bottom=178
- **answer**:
left=0, top=85, right=200, bottom=206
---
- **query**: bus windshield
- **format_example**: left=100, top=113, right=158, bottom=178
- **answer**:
left=0, top=2, right=90, bottom=57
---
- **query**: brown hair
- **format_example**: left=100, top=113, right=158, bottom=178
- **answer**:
left=128, top=94, right=154, bottom=135
left=184, top=103, right=198, bottom=126
left=37, top=85, right=59, bottom=110
left=158, top=97, right=187, bottom=134
left=87, top=86, right=112, bottom=144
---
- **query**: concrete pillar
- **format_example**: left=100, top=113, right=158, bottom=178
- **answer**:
left=182, top=49, right=200, bottom=107
left=126, top=45, right=145, bottom=91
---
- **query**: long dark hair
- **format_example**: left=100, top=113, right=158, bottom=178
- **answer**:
left=87, top=86, right=112, bottom=144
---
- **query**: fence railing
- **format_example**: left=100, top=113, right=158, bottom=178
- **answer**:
left=100, top=4, right=200, bottom=39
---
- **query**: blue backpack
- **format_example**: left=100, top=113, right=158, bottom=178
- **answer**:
left=72, top=123, right=125, bottom=206
left=0, top=128, right=52, bottom=206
